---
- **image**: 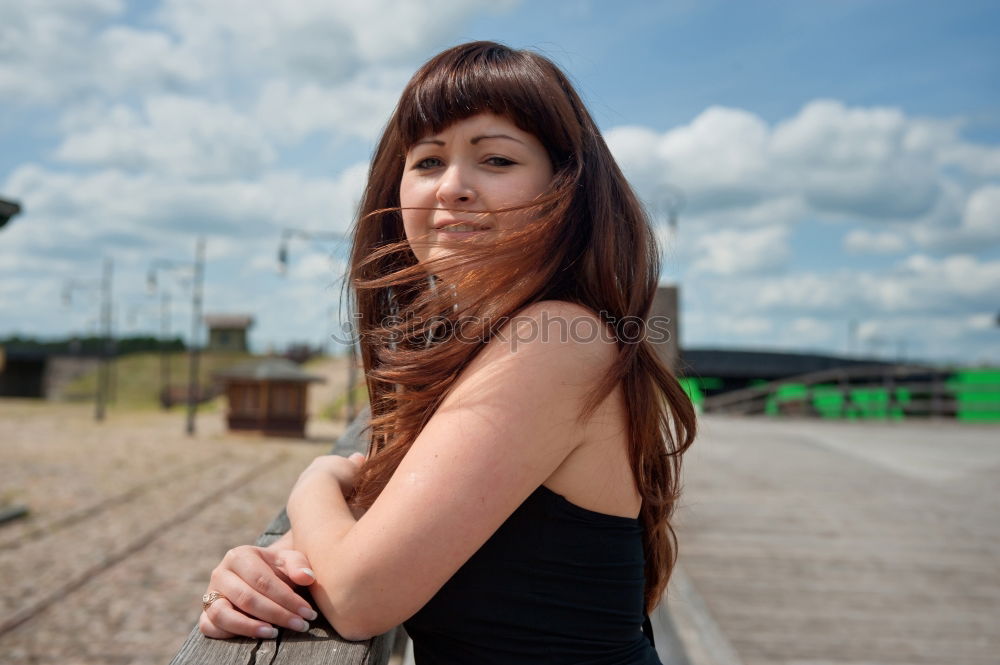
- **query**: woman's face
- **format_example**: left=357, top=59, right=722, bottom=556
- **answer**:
left=399, top=112, right=554, bottom=267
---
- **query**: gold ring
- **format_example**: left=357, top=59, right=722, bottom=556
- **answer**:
left=202, top=590, right=225, bottom=612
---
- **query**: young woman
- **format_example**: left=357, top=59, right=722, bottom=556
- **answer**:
left=199, top=41, right=696, bottom=664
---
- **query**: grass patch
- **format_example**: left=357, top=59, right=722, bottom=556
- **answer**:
left=61, top=351, right=257, bottom=411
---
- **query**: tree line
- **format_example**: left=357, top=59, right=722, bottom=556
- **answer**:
left=0, top=335, right=186, bottom=356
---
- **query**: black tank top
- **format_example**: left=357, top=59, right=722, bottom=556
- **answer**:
left=403, top=484, right=662, bottom=664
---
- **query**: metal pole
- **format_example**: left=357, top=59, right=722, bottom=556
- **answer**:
left=109, top=341, right=117, bottom=405
left=186, top=238, right=205, bottom=436
left=160, top=291, right=171, bottom=409
left=95, top=258, right=113, bottom=422
left=347, top=339, right=358, bottom=422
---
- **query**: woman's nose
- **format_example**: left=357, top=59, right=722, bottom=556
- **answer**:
left=436, top=165, right=475, bottom=205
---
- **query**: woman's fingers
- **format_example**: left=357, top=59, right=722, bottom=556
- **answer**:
left=199, top=609, right=236, bottom=639
left=268, top=548, right=317, bottom=588
left=202, top=544, right=320, bottom=640
left=200, top=597, right=281, bottom=640
left=222, top=546, right=317, bottom=615
left=213, top=569, right=315, bottom=634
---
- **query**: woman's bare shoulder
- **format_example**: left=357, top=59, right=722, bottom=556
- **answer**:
left=488, top=299, right=618, bottom=366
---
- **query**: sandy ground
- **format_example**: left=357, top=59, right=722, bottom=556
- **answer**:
left=0, top=398, right=348, bottom=665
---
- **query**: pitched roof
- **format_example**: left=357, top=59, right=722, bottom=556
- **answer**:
left=204, top=314, right=254, bottom=329
left=214, top=357, right=325, bottom=383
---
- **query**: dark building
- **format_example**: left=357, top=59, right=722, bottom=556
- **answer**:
left=0, top=348, right=102, bottom=399
left=678, top=347, right=894, bottom=396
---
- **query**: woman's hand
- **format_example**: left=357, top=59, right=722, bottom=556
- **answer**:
left=288, top=452, right=366, bottom=519
left=199, top=452, right=366, bottom=640
left=199, top=544, right=318, bottom=639
left=297, top=451, right=366, bottom=495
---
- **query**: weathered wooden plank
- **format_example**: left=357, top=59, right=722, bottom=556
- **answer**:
left=168, top=600, right=394, bottom=665
left=169, top=630, right=261, bottom=665
left=269, top=626, right=397, bottom=665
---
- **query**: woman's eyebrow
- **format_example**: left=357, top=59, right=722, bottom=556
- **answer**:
left=471, top=134, right=524, bottom=145
left=413, top=134, right=525, bottom=148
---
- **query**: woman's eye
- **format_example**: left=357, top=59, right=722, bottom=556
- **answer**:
left=413, top=157, right=443, bottom=169
left=484, top=156, right=516, bottom=167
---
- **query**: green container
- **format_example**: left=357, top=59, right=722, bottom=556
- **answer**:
left=765, top=383, right=808, bottom=417
left=810, top=384, right=844, bottom=419
left=850, top=387, right=890, bottom=419
left=948, top=369, right=1000, bottom=422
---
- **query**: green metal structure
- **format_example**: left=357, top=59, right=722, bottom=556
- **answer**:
left=686, top=367, right=1000, bottom=422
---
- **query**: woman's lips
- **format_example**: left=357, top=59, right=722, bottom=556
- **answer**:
left=434, top=222, right=492, bottom=237
left=436, top=227, right=490, bottom=234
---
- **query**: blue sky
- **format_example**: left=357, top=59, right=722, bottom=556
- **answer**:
left=1, top=0, right=999, bottom=364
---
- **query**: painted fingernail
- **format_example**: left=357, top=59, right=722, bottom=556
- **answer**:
left=290, top=617, right=309, bottom=632
left=298, top=606, right=318, bottom=621
left=256, top=625, right=279, bottom=639
left=301, top=567, right=316, bottom=580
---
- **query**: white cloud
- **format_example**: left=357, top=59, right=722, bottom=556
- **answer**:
left=683, top=258, right=1000, bottom=363
left=691, top=226, right=790, bottom=276
left=658, top=106, right=771, bottom=201
left=54, top=96, right=276, bottom=178
left=2, top=161, right=368, bottom=265
left=966, top=313, right=998, bottom=332
left=609, top=107, right=771, bottom=211
left=843, top=229, right=909, bottom=254
left=720, top=316, right=773, bottom=336
left=153, top=0, right=515, bottom=85
left=770, top=100, right=941, bottom=219
left=609, top=98, right=1000, bottom=256
left=697, top=252, right=1000, bottom=319
left=0, top=0, right=202, bottom=105
left=254, top=73, right=406, bottom=144
left=895, top=253, right=1000, bottom=305
left=788, top=317, right=831, bottom=343
left=962, top=185, right=1000, bottom=238
left=97, top=26, right=205, bottom=93
left=2, top=0, right=515, bottom=114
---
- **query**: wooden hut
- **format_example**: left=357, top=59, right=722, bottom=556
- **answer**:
left=204, top=314, right=254, bottom=352
left=214, top=358, right=324, bottom=438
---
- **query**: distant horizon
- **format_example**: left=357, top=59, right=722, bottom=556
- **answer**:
left=3, top=332, right=994, bottom=370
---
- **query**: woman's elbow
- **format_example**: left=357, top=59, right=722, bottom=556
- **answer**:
left=327, top=610, right=394, bottom=642
left=332, top=622, right=378, bottom=643
left=315, top=586, right=397, bottom=642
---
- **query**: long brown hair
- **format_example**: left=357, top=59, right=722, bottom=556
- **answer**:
left=345, top=41, right=696, bottom=612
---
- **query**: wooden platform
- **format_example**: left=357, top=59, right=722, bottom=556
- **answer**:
left=670, top=415, right=1000, bottom=665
